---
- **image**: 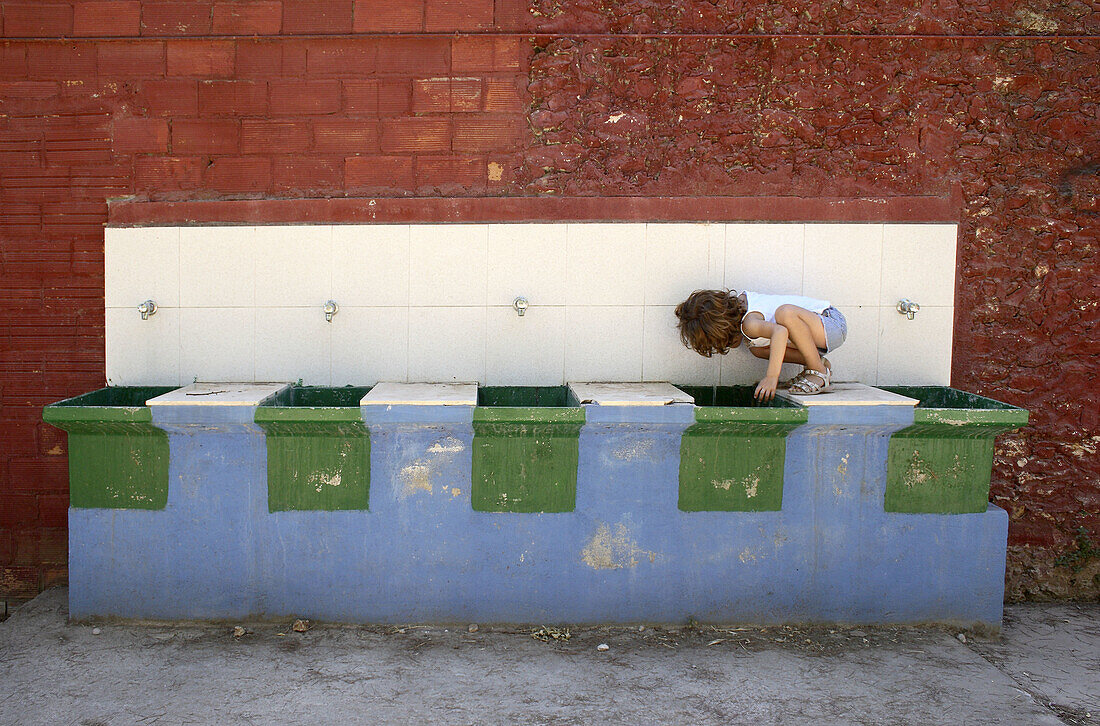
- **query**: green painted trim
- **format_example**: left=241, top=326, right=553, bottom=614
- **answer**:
left=255, top=407, right=365, bottom=424
left=473, top=407, right=585, bottom=424
left=43, top=405, right=152, bottom=426
left=913, top=408, right=1029, bottom=427
left=471, top=419, right=582, bottom=513
left=693, top=407, right=807, bottom=424
left=678, top=420, right=798, bottom=512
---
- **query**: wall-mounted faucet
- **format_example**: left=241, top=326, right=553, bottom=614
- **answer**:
left=137, top=300, right=157, bottom=320
left=896, top=299, right=920, bottom=320
left=323, top=300, right=339, bottom=322
left=513, top=297, right=529, bottom=317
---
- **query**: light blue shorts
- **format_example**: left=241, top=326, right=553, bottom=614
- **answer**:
left=818, top=306, right=848, bottom=354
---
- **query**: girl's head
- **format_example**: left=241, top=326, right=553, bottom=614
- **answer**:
left=674, top=289, right=746, bottom=357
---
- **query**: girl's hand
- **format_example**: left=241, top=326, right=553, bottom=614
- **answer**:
left=755, top=375, right=779, bottom=402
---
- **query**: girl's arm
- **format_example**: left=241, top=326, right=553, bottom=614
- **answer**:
left=741, top=316, right=788, bottom=401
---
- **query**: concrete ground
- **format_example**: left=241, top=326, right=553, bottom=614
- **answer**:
left=0, top=590, right=1096, bottom=726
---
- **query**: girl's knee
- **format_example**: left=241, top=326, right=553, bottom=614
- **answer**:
left=774, top=304, right=801, bottom=326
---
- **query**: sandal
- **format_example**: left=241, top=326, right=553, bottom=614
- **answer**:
left=787, top=365, right=832, bottom=395
left=781, top=358, right=830, bottom=391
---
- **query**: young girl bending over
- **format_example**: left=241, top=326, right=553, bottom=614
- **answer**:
left=675, top=289, right=847, bottom=402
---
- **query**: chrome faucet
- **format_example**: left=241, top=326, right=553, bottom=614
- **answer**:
left=137, top=299, right=157, bottom=320
left=513, top=297, right=529, bottom=317
left=323, top=300, right=339, bottom=322
left=896, top=299, right=920, bottom=320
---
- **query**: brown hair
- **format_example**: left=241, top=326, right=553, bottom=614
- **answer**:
left=674, top=289, right=747, bottom=357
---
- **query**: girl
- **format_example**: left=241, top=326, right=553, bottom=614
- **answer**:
left=674, top=289, right=847, bottom=401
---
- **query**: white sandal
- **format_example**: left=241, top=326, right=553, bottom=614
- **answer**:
left=788, top=365, right=832, bottom=395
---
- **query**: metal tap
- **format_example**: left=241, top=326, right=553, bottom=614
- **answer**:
left=137, top=300, right=157, bottom=320
left=513, top=297, right=529, bottom=317
left=323, top=300, right=339, bottom=322
left=896, top=299, right=920, bottom=320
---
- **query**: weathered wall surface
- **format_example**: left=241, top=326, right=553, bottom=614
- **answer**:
left=0, top=0, right=1097, bottom=600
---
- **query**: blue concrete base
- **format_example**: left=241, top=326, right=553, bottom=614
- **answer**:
left=68, top=401, right=1007, bottom=626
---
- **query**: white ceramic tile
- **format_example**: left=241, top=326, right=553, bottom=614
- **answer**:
left=568, top=382, right=693, bottom=405
left=253, top=307, right=332, bottom=385
left=487, top=223, right=567, bottom=306
left=148, top=383, right=288, bottom=406
left=724, top=223, right=804, bottom=295
left=179, top=226, right=258, bottom=307
left=641, top=305, right=720, bottom=385
left=643, top=223, right=724, bottom=305
left=718, top=344, right=803, bottom=386
left=564, top=306, right=643, bottom=382
left=484, top=306, right=565, bottom=386
left=252, top=226, right=332, bottom=307
left=363, top=382, right=477, bottom=405
left=877, top=305, right=953, bottom=386
left=820, top=305, right=880, bottom=386
left=779, top=382, right=918, bottom=407
left=802, top=224, right=883, bottom=306
left=409, top=224, right=488, bottom=305
left=565, top=223, right=646, bottom=305
left=881, top=224, right=958, bottom=307
left=331, top=307, right=409, bottom=385
left=331, top=225, right=411, bottom=307
left=407, top=306, right=486, bottom=382
left=105, top=227, right=181, bottom=308
left=105, top=306, right=181, bottom=386
left=179, top=308, right=256, bottom=382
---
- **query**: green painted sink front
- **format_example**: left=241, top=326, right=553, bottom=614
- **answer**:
left=42, top=386, right=178, bottom=509
left=675, top=386, right=807, bottom=512
left=472, top=386, right=584, bottom=513
left=879, top=386, right=1028, bottom=514
left=256, top=386, right=372, bottom=512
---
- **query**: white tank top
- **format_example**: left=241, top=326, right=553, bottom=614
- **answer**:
left=741, top=291, right=831, bottom=348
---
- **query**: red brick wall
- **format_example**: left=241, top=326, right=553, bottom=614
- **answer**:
left=1, top=0, right=1097, bottom=600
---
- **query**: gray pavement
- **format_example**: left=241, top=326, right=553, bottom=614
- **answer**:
left=0, top=589, right=1096, bottom=725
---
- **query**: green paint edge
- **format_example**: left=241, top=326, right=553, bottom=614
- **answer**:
left=473, top=407, right=586, bottom=424
left=471, top=419, right=581, bottom=513
left=257, top=416, right=371, bottom=512
left=693, top=407, right=807, bottom=425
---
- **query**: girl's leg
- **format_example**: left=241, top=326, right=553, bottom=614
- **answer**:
left=774, top=305, right=830, bottom=385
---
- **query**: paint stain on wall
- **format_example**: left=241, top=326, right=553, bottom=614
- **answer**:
left=581, top=522, right=657, bottom=570
left=307, top=469, right=342, bottom=493
left=610, top=437, right=656, bottom=462
left=399, top=462, right=433, bottom=497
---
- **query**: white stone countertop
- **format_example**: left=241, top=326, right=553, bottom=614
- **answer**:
left=778, top=382, right=918, bottom=407
left=146, top=383, right=289, bottom=406
left=361, top=382, right=478, bottom=406
left=568, top=382, right=694, bottom=406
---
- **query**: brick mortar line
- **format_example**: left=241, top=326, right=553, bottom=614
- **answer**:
left=1, top=33, right=1097, bottom=41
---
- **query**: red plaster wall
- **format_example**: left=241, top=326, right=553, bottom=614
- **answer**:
left=0, top=0, right=1097, bottom=600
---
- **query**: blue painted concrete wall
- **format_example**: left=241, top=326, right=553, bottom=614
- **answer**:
left=68, top=400, right=1007, bottom=626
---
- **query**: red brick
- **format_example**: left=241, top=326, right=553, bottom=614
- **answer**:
left=342, top=79, right=378, bottom=114
left=135, top=79, right=199, bottom=116
left=112, top=117, right=169, bottom=153
left=424, top=0, right=492, bottom=31
left=0, top=44, right=27, bottom=79
left=494, top=0, right=529, bottom=30
left=453, top=115, right=522, bottom=152
left=345, top=154, right=413, bottom=189
left=28, top=43, right=97, bottom=80
left=305, top=39, right=375, bottom=77
left=377, top=79, right=411, bottom=115
left=37, top=422, right=66, bottom=457
left=374, top=38, right=448, bottom=75
left=37, top=495, right=68, bottom=529
left=141, top=2, right=213, bottom=35
left=96, top=42, right=165, bottom=77
left=380, top=117, right=449, bottom=153
left=452, top=36, right=524, bottom=72
left=3, top=2, right=73, bottom=36
left=0, top=81, right=58, bottom=99
left=451, top=77, right=483, bottom=111
left=0, top=566, right=39, bottom=597
left=171, top=118, right=238, bottom=153
left=73, top=1, right=142, bottom=36
left=416, top=155, right=484, bottom=189
left=240, top=120, right=310, bottom=153
left=234, top=40, right=284, bottom=77
left=203, top=155, right=271, bottom=192
left=483, top=76, right=523, bottom=112
left=0, top=495, right=38, bottom=527
left=212, top=0, right=282, bottom=34
left=313, top=119, right=379, bottom=153
left=42, top=566, right=69, bottom=589
left=412, top=78, right=450, bottom=113
left=8, top=456, right=68, bottom=491
left=166, top=40, right=234, bottom=77
left=269, top=80, right=340, bottom=115
left=273, top=155, right=343, bottom=192
left=198, top=80, right=268, bottom=116
left=134, top=156, right=202, bottom=191
left=353, top=0, right=422, bottom=31
left=0, top=531, right=12, bottom=563
left=282, top=0, right=352, bottom=33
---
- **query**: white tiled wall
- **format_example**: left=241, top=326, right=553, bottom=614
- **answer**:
left=104, top=222, right=957, bottom=386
